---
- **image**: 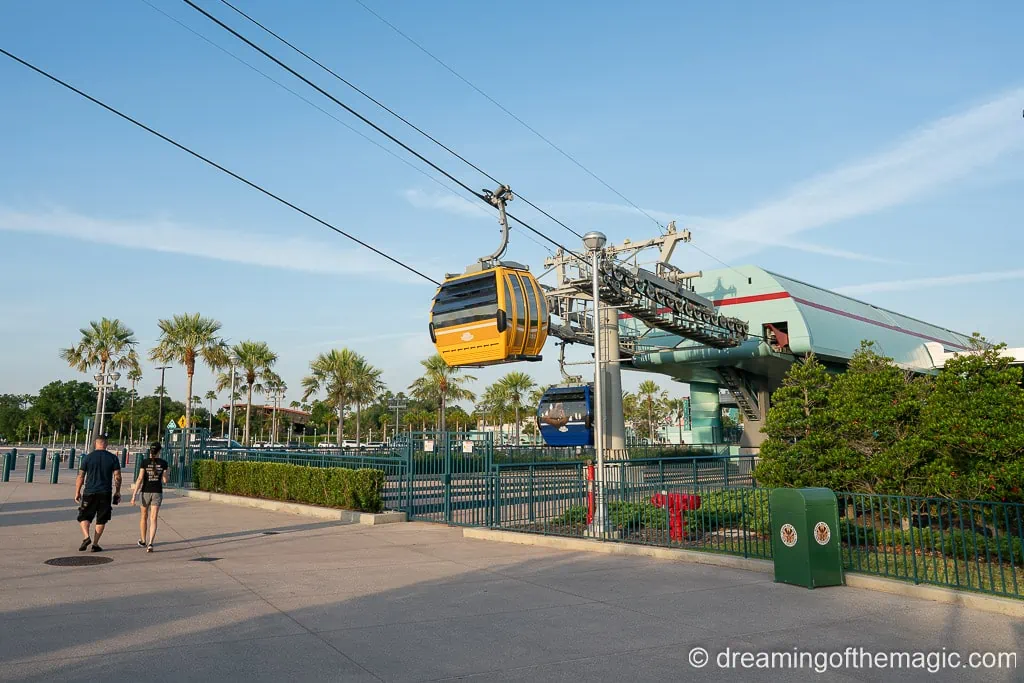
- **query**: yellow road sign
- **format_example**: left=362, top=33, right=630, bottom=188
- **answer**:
left=177, top=415, right=187, bottom=428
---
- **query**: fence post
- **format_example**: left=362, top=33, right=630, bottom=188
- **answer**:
left=40, top=446, right=47, bottom=471
left=2, top=451, right=11, bottom=482
left=528, top=465, right=535, bottom=523
left=50, top=452, right=60, bottom=484
left=25, top=452, right=36, bottom=483
left=133, top=454, right=142, bottom=481
left=120, top=449, right=127, bottom=468
left=9, top=448, right=16, bottom=472
left=494, top=474, right=501, bottom=527
left=741, top=491, right=749, bottom=558
left=68, top=448, right=76, bottom=470
left=724, top=458, right=730, bottom=488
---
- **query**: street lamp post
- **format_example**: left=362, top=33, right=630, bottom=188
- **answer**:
left=270, top=386, right=285, bottom=444
left=388, top=398, right=407, bottom=444
left=92, top=370, right=121, bottom=442
left=155, top=366, right=171, bottom=434
left=227, top=356, right=238, bottom=447
left=583, top=230, right=608, bottom=535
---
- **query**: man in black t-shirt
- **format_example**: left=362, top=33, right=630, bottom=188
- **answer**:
left=75, top=435, right=122, bottom=552
left=130, top=442, right=169, bottom=552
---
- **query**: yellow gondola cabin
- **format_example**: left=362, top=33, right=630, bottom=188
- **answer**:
left=429, top=263, right=548, bottom=367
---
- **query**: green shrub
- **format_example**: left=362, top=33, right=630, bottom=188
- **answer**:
left=686, top=489, right=771, bottom=535
left=553, top=505, right=589, bottom=526
left=839, top=520, right=1024, bottom=566
left=608, top=501, right=668, bottom=530
left=192, top=460, right=384, bottom=513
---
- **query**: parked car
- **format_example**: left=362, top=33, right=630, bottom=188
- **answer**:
left=207, top=438, right=243, bottom=449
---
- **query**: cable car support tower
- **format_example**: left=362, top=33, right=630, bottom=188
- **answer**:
left=543, top=222, right=751, bottom=451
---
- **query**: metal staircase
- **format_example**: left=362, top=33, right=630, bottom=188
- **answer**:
left=717, top=366, right=761, bottom=422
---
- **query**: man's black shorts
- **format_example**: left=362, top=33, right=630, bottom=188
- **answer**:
left=77, top=493, right=113, bottom=525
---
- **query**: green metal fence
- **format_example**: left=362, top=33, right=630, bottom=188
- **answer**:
left=836, top=492, right=1023, bottom=599
left=487, top=467, right=1024, bottom=600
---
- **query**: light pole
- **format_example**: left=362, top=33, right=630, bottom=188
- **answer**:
left=270, top=385, right=285, bottom=444
left=388, top=398, right=407, bottom=444
left=583, top=230, right=608, bottom=535
left=155, top=366, right=171, bottom=434
left=93, top=370, right=121, bottom=441
left=227, top=355, right=238, bottom=447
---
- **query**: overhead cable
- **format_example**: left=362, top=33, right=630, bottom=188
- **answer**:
left=212, top=0, right=585, bottom=242
left=140, top=0, right=552, bottom=257
left=182, top=0, right=583, bottom=258
left=0, top=47, right=441, bottom=286
left=351, top=0, right=669, bottom=234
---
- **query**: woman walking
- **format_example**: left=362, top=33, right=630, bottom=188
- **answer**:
left=130, top=442, right=169, bottom=552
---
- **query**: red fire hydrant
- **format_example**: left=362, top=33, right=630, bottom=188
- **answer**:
left=586, top=462, right=596, bottom=525
left=650, top=492, right=701, bottom=541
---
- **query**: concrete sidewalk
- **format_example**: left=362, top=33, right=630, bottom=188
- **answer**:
left=1, top=480, right=1020, bottom=682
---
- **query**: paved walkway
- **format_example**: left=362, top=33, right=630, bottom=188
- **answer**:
left=0, top=481, right=1020, bottom=682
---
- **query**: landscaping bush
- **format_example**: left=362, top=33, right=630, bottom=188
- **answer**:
left=686, top=488, right=771, bottom=536
left=193, top=460, right=384, bottom=513
left=608, top=501, right=668, bottom=531
left=839, top=520, right=1024, bottom=566
left=553, top=505, right=589, bottom=526
left=550, top=502, right=668, bottom=530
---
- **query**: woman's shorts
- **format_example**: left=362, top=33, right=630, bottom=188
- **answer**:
left=140, top=492, right=163, bottom=508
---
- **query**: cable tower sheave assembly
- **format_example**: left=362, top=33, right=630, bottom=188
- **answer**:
left=429, top=185, right=549, bottom=368
left=544, top=221, right=750, bottom=355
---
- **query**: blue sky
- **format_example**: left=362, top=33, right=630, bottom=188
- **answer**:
left=2, top=0, right=1022, bottom=408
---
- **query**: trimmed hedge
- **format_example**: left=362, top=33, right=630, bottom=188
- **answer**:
left=193, top=460, right=384, bottom=513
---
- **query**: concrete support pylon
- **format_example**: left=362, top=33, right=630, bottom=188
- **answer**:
left=599, top=305, right=626, bottom=454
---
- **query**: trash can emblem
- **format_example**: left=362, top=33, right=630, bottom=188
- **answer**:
left=780, top=523, right=797, bottom=547
left=814, top=521, right=831, bottom=545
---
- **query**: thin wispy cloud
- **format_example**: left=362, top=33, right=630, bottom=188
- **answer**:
left=543, top=204, right=901, bottom=264
left=835, top=269, right=1024, bottom=296
left=0, top=206, right=428, bottom=283
left=406, top=88, right=1024, bottom=268
left=402, top=188, right=490, bottom=219
left=702, top=87, right=1024, bottom=258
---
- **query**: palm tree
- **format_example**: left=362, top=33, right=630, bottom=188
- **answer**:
left=60, top=318, right=140, bottom=440
left=302, top=348, right=360, bottom=446
left=263, top=371, right=286, bottom=443
left=216, top=340, right=277, bottom=446
left=637, top=380, right=667, bottom=442
left=496, top=372, right=536, bottom=446
left=150, top=313, right=226, bottom=429
left=350, top=356, right=384, bottom=447
left=408, top=354, right=476, bottom=436
left=665, top=397, right=688, bottom=445
left=479, top=383, right=510, bottom=444
left=127, top=367, right=143, bottom=447
left=205, top=390, right=218, bottom=431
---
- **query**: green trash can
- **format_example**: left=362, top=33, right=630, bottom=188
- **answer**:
left=769, top=488, right=843, bottom=589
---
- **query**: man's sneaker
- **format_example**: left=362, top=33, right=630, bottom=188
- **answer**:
left=91, top=544, right=104, bottom=552
left=78, top=538, right=91, bottom=552
left=146, top=545, right=154, bottom=553
left=137, top=540, right=146, bottom=548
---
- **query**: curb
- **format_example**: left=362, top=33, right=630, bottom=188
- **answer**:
left=462, top=527, right=773, bottom=574
left=176, top=489, right=406, bottom=525
left=462, top=528, right=1024, bottom=618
